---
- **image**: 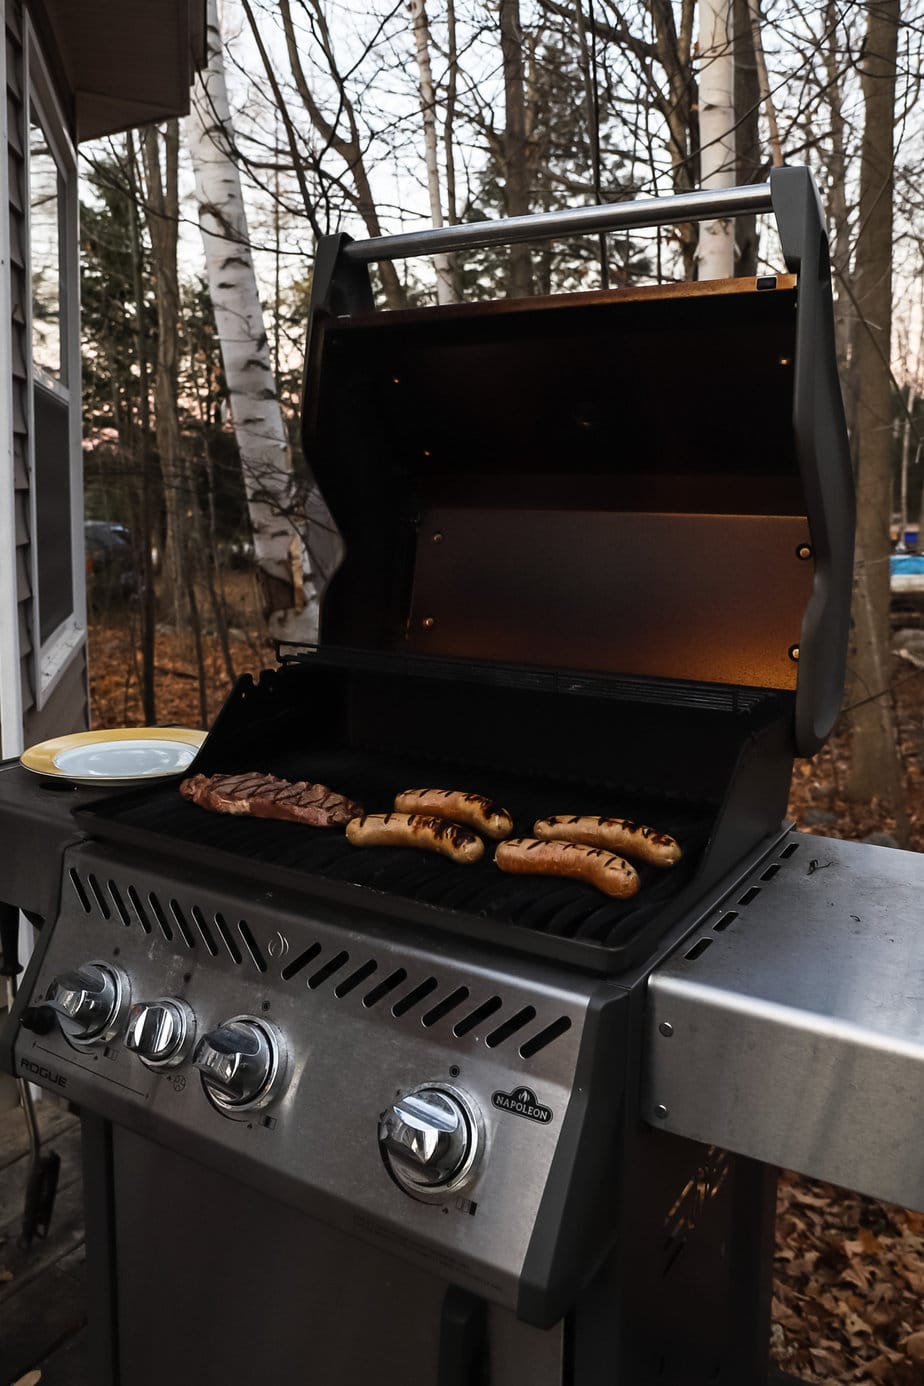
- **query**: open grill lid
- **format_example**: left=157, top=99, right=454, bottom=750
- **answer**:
left=301, top=167, right=854, bottom=758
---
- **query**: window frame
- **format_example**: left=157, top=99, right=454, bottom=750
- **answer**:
left=24, top=16, right=85, bottom=709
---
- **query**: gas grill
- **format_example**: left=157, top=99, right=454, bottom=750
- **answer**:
left=6, top=167, right=924, bottom=1386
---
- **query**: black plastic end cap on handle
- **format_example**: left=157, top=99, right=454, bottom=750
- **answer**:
left=770, top=166, right=856, bottom=757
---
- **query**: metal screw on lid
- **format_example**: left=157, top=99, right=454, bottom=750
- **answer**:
left=654, top=1104, right=670, bottom=1120
left=658, top=1021, right=674, bottom=1038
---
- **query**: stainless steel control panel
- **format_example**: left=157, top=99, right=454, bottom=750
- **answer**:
left=13, top=841, right=593, bottom=1313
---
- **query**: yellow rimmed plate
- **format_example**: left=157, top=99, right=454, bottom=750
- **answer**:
left=21, top=727, right=207, bottom=787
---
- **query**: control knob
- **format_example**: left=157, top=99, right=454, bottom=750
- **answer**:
left=125, top=998, right=194, bottom=1069
left=193, top=1016, right=284, bottom=1113
left=379, top=1086, right=480, bottom=1197
left=45, top=962, right=127, bottom=1045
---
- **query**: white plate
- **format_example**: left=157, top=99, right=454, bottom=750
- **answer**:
left=21, top=727, right=206, bottom=786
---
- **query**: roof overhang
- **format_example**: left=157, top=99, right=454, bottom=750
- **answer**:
left=36, top=0, right=207, bottom=143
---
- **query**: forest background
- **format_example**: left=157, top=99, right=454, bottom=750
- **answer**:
left=79, top=1, right=924, bottom=1378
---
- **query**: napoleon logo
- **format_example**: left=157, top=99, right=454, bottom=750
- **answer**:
left=491, top=1086, right=553, bottom=1124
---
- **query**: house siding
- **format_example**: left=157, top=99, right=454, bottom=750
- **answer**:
left=6, top=0, right=88, bottom=745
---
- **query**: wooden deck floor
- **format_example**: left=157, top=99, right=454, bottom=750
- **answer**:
left=0, top=1098, right=87, bottom=1386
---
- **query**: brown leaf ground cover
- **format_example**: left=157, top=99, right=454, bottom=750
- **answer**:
left=86, top=617, right=924, bottom=1385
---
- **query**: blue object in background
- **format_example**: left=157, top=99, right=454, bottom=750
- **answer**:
left=891, top=554, right=924, bottom=575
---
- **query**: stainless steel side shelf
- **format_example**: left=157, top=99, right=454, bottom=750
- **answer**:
left=643, top=831, right=924, bottom=1210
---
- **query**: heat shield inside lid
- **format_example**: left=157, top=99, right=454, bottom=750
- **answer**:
left=307, top=277, right=812, bottom=692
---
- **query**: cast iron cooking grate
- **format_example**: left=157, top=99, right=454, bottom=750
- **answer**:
left=76, top=745, right=712, bottom=971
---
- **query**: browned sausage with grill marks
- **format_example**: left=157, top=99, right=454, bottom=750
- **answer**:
left=533, top=815, right=681, bottom=867
left=345, top=813, right=484, bottom=863
left=495, top=839, right=640, bottom=898
left=393, top=789, right=514, bottom=841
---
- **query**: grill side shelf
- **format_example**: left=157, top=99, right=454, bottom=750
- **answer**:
left=643, top=831, right=924, bottom=1212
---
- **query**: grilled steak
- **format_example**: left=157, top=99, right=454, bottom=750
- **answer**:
left=180, top=772, right=362, bottom=827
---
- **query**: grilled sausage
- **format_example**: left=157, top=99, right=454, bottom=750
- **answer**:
left=495, top=838, right=640, bottom=898
left=533, top=815, right=682, bottom=868
left=346, top=812, right=484, bottom=863
left=393, top=789, right=514, bottom=841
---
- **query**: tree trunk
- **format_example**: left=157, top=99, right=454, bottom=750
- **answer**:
left=142, top=121, right=209, bottom=724
left=846, top=0, right=902, bottom=811
left=500, top=0, right=533, bottom=297
left=697, top=0, right=736, bottom=278
left=410, top=0, right=457, bottom=302
left=124, top=130, right=156, bottom=723
left=188, top=0, right=320, bottom=644
left=733, top=0, right=760, bottom=275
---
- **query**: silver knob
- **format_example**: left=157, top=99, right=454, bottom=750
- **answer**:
left=125, top=998, right=193, bottom=1069
left=193, top=1017, right=283, bottom=1112
left=379, top=1086, right=478, bottom=1195
left=46, top=962, right=124, bottom=1044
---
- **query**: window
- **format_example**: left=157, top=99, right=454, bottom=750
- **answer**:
left=26, top=23, right=83, bottom=705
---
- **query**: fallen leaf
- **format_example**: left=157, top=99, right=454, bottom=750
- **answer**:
left=906, top=1332, right=924, bottom=1365
left=11, top=1372, right=42, bottom=1386
left=0, top=1266, right=13, bottom=1282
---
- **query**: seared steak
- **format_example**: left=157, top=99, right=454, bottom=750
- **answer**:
left=179, top=772, right=362, bottom=827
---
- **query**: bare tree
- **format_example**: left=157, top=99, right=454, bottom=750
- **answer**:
left=500, top=0, right=534, bottom=296
left=278, top=0, right=407, bottom=309
left=846, top=0, right=903, bottom=812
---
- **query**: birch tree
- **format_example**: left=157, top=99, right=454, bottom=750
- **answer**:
left=697, top=0, right=736, bottom=277
left=410, top=0, right=459, bottom=303
left=188, top=0, right=320, bottom=643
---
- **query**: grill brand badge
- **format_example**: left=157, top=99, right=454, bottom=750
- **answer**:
left=492, top=1086, right=553, bottom=1125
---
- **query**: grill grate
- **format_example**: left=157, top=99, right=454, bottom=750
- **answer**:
left=77, top=746, right=711, bottom=971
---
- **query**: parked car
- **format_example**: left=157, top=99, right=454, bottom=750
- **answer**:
left=84, top=520, right=138, bottom=602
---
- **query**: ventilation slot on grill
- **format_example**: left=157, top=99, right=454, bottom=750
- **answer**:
left=713, top=911, right=738, bottom=933
left=519, top=1015, right=572, bottom=1058
left=760, top=864, right=780, bottom=882
left=213, top=912, right=243, bottom=964
left=485, top=1005, right=536, bottom=1049
left=169, top=899, right=196, bottom=949
left=422, top=987, right=470, bottom=1028
left=147, top=892, right=173, bottom=942
left=738, top=887, right=761, bottom=907
left=685, top=938, right=712, bottom=962
left=392, top=977, right=439, bottom=1018
left=68, top=869, right=92, bottom=914
left=363, top=970, right=408, bottom=1008
left=238, top=921, right=266, bottom=973
left=308, top=951, right=350, bottom=990
left=107, top=882, right=131, bottom=927
left=125, top=885, right=152, bottom=934
left=334, top=959, right=378, bottom=998
left=281, top=943, right=321, bottom=981
left=189, top=907, right=218, bottom=956
left=780, top=841, right=799, bottom=859
left=453, top=996, right=503, bottom=1037
left=87, top=874, right=111, bottom=920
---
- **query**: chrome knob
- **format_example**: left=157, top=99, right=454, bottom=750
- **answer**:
left=125, top=998, right=193, bottom=1069
left=46, top=962, right=125, bottom=1044
left=379, top=1086, right=478, bottom=1195
left=193, top=1017, right=284, bottom=1112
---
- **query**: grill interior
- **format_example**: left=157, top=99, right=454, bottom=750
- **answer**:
left=76, top=651, right=794, bottom=975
